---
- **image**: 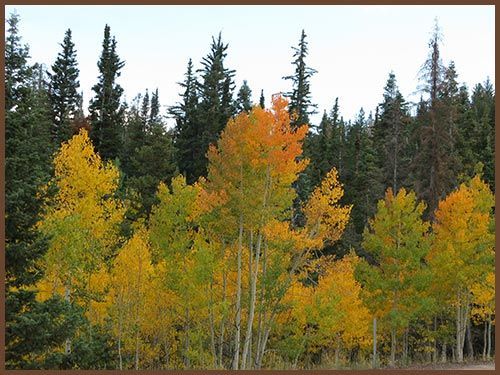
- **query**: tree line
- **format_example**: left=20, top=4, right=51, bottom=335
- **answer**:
left=5, top=12, right=495, bottom=369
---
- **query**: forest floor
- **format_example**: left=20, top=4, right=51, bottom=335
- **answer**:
left=403, top=360, right=495, bottom=370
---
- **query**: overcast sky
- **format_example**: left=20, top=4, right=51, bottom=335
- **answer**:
left=6, top=5, right=495, bottom=127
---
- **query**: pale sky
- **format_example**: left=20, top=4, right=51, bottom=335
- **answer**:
left=5, top=5, right=495, bottom=127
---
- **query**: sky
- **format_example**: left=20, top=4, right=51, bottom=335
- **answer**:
left=5, top=5, right=495, bottom=127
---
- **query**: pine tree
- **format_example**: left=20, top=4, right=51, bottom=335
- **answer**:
left=48, top=28, right=81, bottom=145
left=236, top=80, right=252, bottom=113
left=343, top=109, right=383, bottom=245
left=125, top=90, right=177, bottom=217
left=5, top=13, right=80, bottom=368
left=259, top=89, right=265, bottom=109
left=412, top=20, right=458, bottom=217
left=196, top=33, right=236, bottom=180
left=170, top=58, right=201, bottom=184
left=89, top=24, right=125, bottom=161
left=283, top=29, right=317, bottom=128
left=373, top=72, right=411, bottom=192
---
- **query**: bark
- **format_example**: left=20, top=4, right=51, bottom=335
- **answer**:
left=184, top=307, right=190, bottom=368
left=483, top=321, right=487, bottom=360
left=487, top=317, right=492, bottom=359
left=64, top=284, right=72, bottom=355
left=441, top=342, right=447, bottom=363
left=466, top=318, right=474, bottom=360
left=390, top=327, right=397, bottom=367
left=241, top=231, right=262, bottom=369
left=373, top=317, right=377, bottom=369
left=232, top=217, right=244, bottom=370
left=209, top=281, right=217, bottom=368
left=218, top=270, right=227, bottom=368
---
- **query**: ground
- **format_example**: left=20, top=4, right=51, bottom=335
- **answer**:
left=404, top=360, right=495, bottom=370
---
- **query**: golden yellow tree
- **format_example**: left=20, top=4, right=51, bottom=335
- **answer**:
left=427, top=175, right=494, bottom=363
left=37, top=129, right=124, bottom=357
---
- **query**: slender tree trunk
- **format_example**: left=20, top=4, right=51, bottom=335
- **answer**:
left=241, top=232, right=262, bottom=369
left=441, top=342, right=447, bottom=363
left=483, top=321, right=487, bottom=360
left=390, top=327, right=397, bottom=367
left=64, top=284, right=72, bottom=355
left=373, top=317, right=377, bottom=369
left=184, top=307, right=190, bottom=368
left=232, top=217, right=244, bottom=370
left=487, top=317, right=492, bottom=360
left=433, top=316, right=438, bottom=363
left=255, top=241, right=268, bottom=369
left=209, top=280, right=217, bottom=368
left=218, top=269, right=226, bottom=368
left=466, top=318, right=474, bottom=360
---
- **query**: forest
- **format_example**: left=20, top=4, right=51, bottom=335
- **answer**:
left=4, top=11, right=495, bottom=370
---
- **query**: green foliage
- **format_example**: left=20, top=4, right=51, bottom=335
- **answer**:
left=48, top=28, right=81, bottom=145
left=89, top=24, right=125, bottom=161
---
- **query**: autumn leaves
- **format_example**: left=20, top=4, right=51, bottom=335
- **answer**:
left=33, top=95, right=494, bottom=369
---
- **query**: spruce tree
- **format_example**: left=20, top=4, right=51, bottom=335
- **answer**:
left=283, top=29, right=317, bottom=128
left=125, top=90, right=177, bottom=218
left=373, top=72, right=411, bottom=192
left=48, top=28, right=81, bottom=145
left=170, top=58, right=201, bottom=184
left=259, top=89, right=265, bottom=109
left=5, top=13, right=80, bottom=368
left=412, top=21, right=458, bottom=217
left=89, top=24, right=125, bottom=161
left=235, top=79, right=252, bottom=113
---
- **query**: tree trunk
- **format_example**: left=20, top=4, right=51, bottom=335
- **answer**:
left=441, top=342, right=447, bottom=363
left=466, top=318, right=474, bottom=360
left=218, top=270, right=226, bottom=368
left=209, top=280, right=216, bottom=368
left=372, top=317, right=377, bottom=369
left=482, top=321, right=487, bottom=360
left=433, top=316, right=438, bottom=363
left=184, top=307, right=190, bottom=368
left=241, top=232, right=262, bottom=369
left=487, top=317, right=492, bottom=360
left=390, top=327, right=397, bottom=367
left=232, top=217, right=243, bottom=370
left=64, top=284, right=72, bottom=356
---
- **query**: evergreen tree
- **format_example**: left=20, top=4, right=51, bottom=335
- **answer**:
left=89, top=24, right=125, bottom=161
left=412, top=21, right=458, bottom=217
left=259, top=89, right=265, bottom=109
left=343, top=109, right=383, bottom=246
left=170, top=58, right=201, bottom=184
left=235, top=79, right=252, bottom=113
left=283, top=29, right=317, bottom=128
left=125, top=90, right=177, bottom=218
left=5, top=13, right=80, bottom=368
left=196, top=33, right=236, bottom=177
left=48, top=28, right=81, bottom=145
left=373, top=72, right=411, bottom=192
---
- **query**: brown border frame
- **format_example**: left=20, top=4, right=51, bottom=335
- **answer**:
left=0, top=1, right=497, bottom=374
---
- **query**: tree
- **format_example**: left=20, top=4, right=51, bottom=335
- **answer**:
left=357, top=188, right=431, bottom=367
left=426, top=175, right=494, bottom=363
left=5, top=12, right=80, bottom=368
left=195, top=33, right=236, bottom=181
left=412, top=20, right=459, bottom=216
left=37, top=129, right=124, bottom=313
left=373, top=72, right=411, bottom=192
left=89, top=24, right=125, bottom=161
left=106, top=227, right=154, bottom=370
left=283, top=29, right=317, bottom=129
left=343, top=109, right=383, bottom=246
left=259, top=89, right=265, bottom=109
left=236, top=80, right=252, bottom=113
left=48, top=28, right=81, bottom=145
left=170, top=58, right=201, bottom=184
